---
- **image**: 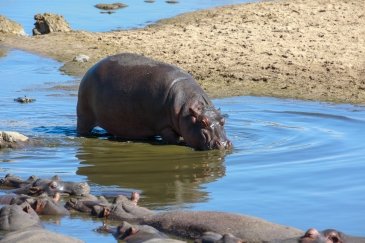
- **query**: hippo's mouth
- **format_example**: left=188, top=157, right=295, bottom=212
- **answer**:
left=203, top=122, right=232, bottom=150
left=211, top=140, right=231, bottom=150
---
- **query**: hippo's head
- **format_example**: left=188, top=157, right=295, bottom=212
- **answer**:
left=32, top=177, right=90, bottom=196
left=181, top=103, right=232, bottom=150
left=300, top=228, right=344, bottom=243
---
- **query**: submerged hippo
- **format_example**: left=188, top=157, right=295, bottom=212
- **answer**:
left=298, top=228, right=365, bottom=243
left=65, top=193, right=154, bottom=222
left=0, top=174, right=90, bottom=196
left=0, top=193, right=69, bottom=216
left=97, top=221, right=184, bottom=243
left=77, top=53, right=232, bottom=150
left=0, top=205, right=82, bottom=242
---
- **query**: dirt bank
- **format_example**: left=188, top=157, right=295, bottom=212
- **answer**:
left=1, top=0, right=364, bottom=103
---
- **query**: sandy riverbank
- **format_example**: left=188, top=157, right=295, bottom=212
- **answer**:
left=1, top=0, right=364, bottom=103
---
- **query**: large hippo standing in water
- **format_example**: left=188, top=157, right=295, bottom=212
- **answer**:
left=77, top=53, right=232, bottom=150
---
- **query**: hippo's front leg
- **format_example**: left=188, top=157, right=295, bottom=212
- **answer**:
left=76, top=115, right=96, bottom=136
left=76, top=95, right=96, bottom=136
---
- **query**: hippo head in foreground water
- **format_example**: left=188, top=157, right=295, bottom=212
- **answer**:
left=298, top=228, right=365, bottom=243
left=181, top=102, right=231, bottom=150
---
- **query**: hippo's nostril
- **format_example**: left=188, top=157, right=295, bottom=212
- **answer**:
left=213, top=140, right=222, bottom=149
left=217, top=140, right=232, bottom=150
left=49, top=181, right=58, bottom=189
left=226, top=140, right=232, bottom=149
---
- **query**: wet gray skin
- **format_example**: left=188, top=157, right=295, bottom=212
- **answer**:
left=0, top=174, right=90, bottom=196
left=297, top=228, right=365, bottom=243
left=76, top=53, right=232, bottom=151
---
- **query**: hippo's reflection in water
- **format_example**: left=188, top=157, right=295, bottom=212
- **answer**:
left=75, top=138, right=227, bottom=208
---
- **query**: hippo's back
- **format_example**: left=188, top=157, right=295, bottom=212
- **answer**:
left=107, top=52, right=163, bottom=67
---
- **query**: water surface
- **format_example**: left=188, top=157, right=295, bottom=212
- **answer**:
left=0, top=0, right=251, bottom=35
left=0, top=49, right=365, bottom=242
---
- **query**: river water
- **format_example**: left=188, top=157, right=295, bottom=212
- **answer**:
left=1, top=0, right=365, bottom=240
left=0, top=49, right=365, bottom=241
left=0, top=0, right=251, bottom=35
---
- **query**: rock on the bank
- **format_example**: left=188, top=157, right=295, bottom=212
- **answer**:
left=0, top=16, right=26, bottom=35
left=33, top=13, right=71, bottom=35
left=95, top=3, right=127, bottom=10
left=73, top=54, right=90, bottom=63
left=0, top=131, right=29, bottom=149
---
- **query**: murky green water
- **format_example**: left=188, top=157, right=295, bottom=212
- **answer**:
left=1, top=49, right=365, bottom=242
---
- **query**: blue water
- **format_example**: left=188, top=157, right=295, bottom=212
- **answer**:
left=0, top=0, right=251, bottom=35
left=0, top=49, right=365, bottom=242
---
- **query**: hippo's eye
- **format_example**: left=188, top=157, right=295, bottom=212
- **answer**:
left=303, top=229, right=319, bottom=239
left=219, top=118, right=225, bottom=126
left=49, top=181, right=58, bottom=189
left=328, top=236, right=340, bottom=243
left=327, top=233, right=342, bottom=243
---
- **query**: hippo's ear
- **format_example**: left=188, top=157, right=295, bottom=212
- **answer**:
left=51, top=175, right=61, bottom=181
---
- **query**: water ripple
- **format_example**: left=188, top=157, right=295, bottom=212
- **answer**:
left=1, top=51, right=365, bottom=237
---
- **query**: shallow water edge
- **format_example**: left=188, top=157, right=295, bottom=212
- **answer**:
left=1, top=49, right=365, bottom=240
left=1, top=0, right=364, bottom=104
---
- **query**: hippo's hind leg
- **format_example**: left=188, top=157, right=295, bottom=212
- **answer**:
left=76, top=101, right=96, bottom=136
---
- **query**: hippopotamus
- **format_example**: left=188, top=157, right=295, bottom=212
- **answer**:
left=77, top=53, right=232, bottom=150
left=65, top=196, right=109, bottom=214
left=0, top=227, right=83, bottom=243
left=0, top=204, right=82, bottom=243
left=0, top=204, right=40, bottom=231
left=0, top=174, right=90, bottom=196
left=62, top=190, right=365, bottom=243
left=30, top=175, right=90, bottom=196
left=0, top=193, right=69, bottom=216
left=0, top=174, right=38, bottom=188
left=297, top=228, right=365, bottom=243
left=97, top=221, right=184, bottom=243
left=142, top=211, right=303, bottom=242
left=65, top=192, right=154, bottom=222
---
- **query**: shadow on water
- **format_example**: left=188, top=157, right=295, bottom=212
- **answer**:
left=76, top=138, right=227, bottom=209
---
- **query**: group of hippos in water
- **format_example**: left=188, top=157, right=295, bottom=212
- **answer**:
left=1, top=53, right=363, bottom=242
left=0, top=173, right=362, bottom=243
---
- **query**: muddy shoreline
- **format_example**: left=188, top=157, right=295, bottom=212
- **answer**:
left=0, top=0, right=364, bottom=104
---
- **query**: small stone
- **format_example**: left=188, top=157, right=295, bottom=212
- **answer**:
left=14, top=96, right=36, bottom=103
left=1, top=131, right=29, bottom=143
left=0, top=131, right=29, bottom=149
left=95, top=3, right=127, bottom=10
left=73, top=54, right=90, bottom=63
